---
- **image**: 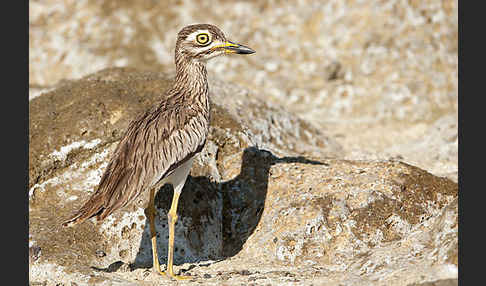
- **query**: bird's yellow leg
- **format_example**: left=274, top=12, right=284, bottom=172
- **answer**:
left=166, top=189, right=190, bottom=280
left=146, top=187, right=166, bottom=276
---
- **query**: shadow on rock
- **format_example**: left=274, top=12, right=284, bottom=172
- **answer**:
left=130, top=146, right=327, bottom=270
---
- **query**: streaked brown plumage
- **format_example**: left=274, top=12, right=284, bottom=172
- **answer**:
left=62, top=24, right=254, bottom=280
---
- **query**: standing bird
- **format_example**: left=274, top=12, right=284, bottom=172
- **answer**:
left=62, top=24, right=255, bottom=280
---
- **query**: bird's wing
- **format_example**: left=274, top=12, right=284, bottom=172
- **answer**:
left=62, top=103, right=208, bottom=226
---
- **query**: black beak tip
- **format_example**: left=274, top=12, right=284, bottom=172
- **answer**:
left=225, top=43, right=255, bottom=55
left=238, top=47, right=255, bottom=55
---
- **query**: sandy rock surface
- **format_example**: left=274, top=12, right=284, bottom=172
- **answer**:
left=29, top=68, right=457, bottom=286
left=29, top=0, right=458, bottom=285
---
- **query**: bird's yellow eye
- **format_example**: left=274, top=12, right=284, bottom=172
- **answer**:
left=196, top=33, right=210, bottom=45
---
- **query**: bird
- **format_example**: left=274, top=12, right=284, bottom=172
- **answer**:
left=62, top=23, right=255, bottom=280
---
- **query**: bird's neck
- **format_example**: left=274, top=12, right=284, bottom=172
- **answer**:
left=174, top=58, right=209, bottom=106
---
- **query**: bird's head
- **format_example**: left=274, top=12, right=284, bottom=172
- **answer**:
left=175, top=24, right=255, bottom=62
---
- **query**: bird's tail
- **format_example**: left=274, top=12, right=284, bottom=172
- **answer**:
left=62, top=165, right=132, bottom=227
left=61, top=193, right=106, bottom=227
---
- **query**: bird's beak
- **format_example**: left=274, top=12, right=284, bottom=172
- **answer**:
left=218, top=41, right=255, bottom=54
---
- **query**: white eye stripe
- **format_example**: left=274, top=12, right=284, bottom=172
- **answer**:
left=186, top=30, right=211, bottom=42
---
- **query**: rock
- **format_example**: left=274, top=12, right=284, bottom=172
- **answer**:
left=408, top=279, right=458, bottom=286
left=29, top=68, right=341, bottom=285
left=330, top=115, right=458, bottom=182
left=383, top=114, right=458, bottom=181
left=29, top=68, right=457, bottom=285
left=237, top=159, right=457, bottom=264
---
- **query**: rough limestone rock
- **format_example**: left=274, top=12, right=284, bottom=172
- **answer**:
left=29, top=68, right=457, bottom=286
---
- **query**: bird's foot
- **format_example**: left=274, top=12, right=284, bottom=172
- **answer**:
left=153, top=267, right=167, bottom=276
left=166, top=271, right=191, bottom=280
left=153, top=267, right=190, bottom=280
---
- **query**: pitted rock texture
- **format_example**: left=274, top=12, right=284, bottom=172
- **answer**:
left=29, top=68, right=457, bottom=286
left=29, top=68, right=341, bottom=283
